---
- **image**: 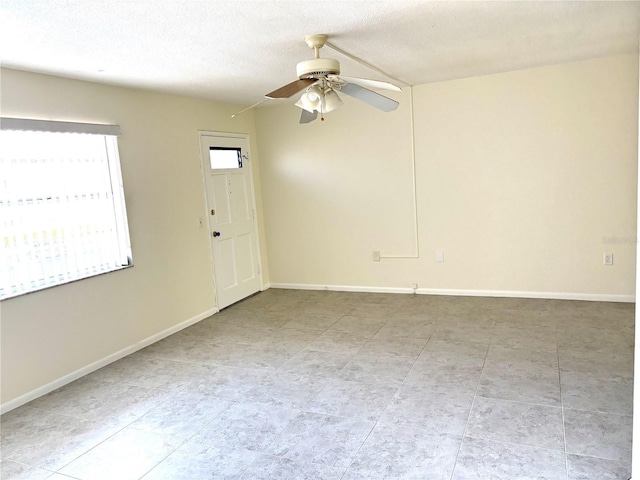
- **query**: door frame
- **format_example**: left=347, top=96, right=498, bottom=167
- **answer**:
left=197, top=130, right=264, bottom=310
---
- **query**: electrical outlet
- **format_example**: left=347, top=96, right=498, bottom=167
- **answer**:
left=435, top=250, right=444, bottom=263
left=603, top=253, right=614, bottom=266
left=372, top=251, right=381, bottom=262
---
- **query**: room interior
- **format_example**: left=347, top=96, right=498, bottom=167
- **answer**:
left=1, top=1, right=639, bottom=479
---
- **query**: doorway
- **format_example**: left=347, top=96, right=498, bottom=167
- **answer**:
left=199, top=132, right=262, bottom=309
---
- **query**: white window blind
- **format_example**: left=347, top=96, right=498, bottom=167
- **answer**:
left=0, top=118, right=132, bottom=299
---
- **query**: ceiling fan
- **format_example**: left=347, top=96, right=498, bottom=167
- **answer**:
left=264, top=34, right=402, bottom=124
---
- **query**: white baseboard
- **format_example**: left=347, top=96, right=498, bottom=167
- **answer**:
left=0, top=307, right=218, bottom=415
left=416, top=288, right=635, bottom=303
left=269, top=283, right=635, bottom=303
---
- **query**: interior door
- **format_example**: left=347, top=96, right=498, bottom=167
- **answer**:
left=200, top=133, right=261, bottom=309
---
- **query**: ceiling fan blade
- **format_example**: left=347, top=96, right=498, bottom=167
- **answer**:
left=299, top=109, right=318, bottom=124
left=335, top=75, right=401, bottom=92
left=266, top=78, right=317, bottom=99
left=339, top=83, right=399, bottom=112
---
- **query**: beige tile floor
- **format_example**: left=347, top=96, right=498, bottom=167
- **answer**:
left=1, top=289, right=634, bottom=479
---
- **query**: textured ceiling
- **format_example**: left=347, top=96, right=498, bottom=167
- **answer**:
left=1, top=1, right=639, bottom=106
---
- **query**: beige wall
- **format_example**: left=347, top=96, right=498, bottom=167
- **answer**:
left=1, top=53, right=637, bottom=408
left=256, top=54, right=638, bottom=298
left=0, top=68, right=269, bottom=406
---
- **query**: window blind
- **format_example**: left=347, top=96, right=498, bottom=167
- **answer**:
left=1, top=117, right=121, bottom=136
left=0, top=119, right=131, bottom=299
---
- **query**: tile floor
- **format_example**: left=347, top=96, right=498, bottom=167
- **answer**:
left=1, top=289, right=634, bottom=479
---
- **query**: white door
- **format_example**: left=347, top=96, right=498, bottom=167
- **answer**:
left=200, top=133, right=261, bottom=309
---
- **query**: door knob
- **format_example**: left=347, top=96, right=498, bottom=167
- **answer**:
left=213, top=231, right=221, bottom=237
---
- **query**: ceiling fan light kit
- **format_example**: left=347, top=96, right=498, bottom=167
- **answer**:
left=323, top=89, right=343, bottom=112
left=295, top=82, right=344, bottom=117
left=296, top=84, right=324, bottom=112
left=258, top=33, right=402, bottom=124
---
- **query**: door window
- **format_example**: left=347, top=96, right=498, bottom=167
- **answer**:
left=209, top=147, right=243, bottom=170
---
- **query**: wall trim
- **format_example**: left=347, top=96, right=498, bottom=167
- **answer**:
left=269, top=283, right=635, bottom=303
left=0, top=307, right=218, bottom=415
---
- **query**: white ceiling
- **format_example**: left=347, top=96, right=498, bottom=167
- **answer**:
left=1, top=1, right=639, bottom=106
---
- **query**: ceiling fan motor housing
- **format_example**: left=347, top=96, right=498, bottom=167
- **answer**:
left=296, top=58, right=340, bottom=79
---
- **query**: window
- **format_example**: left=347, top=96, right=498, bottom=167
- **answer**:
left=0, top=118, right=132, bottom=300
left=209, top=147, right=243, bottom=169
